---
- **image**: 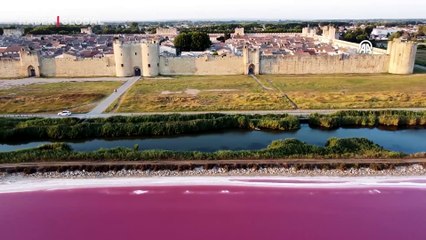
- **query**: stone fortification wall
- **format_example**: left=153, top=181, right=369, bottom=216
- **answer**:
left=260, top=54, right=390, bottom=74
left=0, top=60, right=23, bottom=78
left=159, top=55, right=244, bottom=75
left=40, top=56, right=116, bottom=77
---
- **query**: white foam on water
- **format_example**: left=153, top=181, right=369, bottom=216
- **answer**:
left=366, top=189, right=382, bottom=195
left=1, top=176, right=426, bottom=193
left=132, top=190, right=149, bottom=195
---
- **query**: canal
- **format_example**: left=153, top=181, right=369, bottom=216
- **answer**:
left=1, top=124, right=425, bottom=153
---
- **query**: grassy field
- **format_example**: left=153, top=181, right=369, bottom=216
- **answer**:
left=110, top=75, right=294, bottom=112
left=112, top=74, right=426, bottom=112
left=0, top=81, right=123, bottom=113
left=260, top=74, right=426, bottom=109
left=416, top=49, right=426, bottom=66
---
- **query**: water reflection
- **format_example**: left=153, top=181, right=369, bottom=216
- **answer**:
left=0, top=124, right=425, bottom=153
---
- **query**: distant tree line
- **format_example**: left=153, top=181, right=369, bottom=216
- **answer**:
left=91, top=22, right=145, bottom=34
left=24, top=25, right=82, bottom=35
left=174, top=32, right=212, bottom=52
left=22, top=22, right=145, bottom=35
left=179, top=22, right=350, bottom=34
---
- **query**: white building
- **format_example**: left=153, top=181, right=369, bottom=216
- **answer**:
left=370, top=28, right=399, bottom=40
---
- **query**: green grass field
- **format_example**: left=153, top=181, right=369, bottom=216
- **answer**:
left=0, top=81, right=123, bottom=113
left=259, top=74, right=426, bottom=109
left=109, top=75, right=294, bottom=112
left=416, top=49, right=426, bottom=66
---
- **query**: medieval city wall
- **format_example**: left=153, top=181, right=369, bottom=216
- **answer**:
left=159, top=55, right=244, bottom=75
left=40, top=56, right=116, bottom=77
left=260, top=54, right=390, bottom=74
left=244, top=33, right=299, bottom=37
left=331, top=39, right=388, bottom=54
left=0, top=60, right=24, bottom=78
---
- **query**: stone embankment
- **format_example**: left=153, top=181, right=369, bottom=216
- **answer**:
left=1, top=164, right=425, bottom=180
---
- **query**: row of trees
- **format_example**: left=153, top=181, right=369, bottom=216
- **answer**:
left=180, top=22, right=350, bottom=34
left=91, top=23, right=145, bottom=34
left=174, top=32, right=212, bottom=52
left=0, top=137, right=402, bottom=164
left=24, top=25, right=82, bottom=35
left=21, top=22, right=146, bottom=35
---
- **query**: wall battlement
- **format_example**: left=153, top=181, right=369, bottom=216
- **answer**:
left=0, top=37, right=418, bottom=79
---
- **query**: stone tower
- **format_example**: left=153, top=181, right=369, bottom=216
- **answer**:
left=234, top=28, right=245, bottom=37
left=141, top=40, right=160, bottom=77
left=388, top=39, right=417, bottom=74
left=113, top=39, right=133, bottom=77
left=19, top=48, right=40, bottom=77
left=321, top=26, right=336, bottom=40
left=243, top=45, right=260, bottom=75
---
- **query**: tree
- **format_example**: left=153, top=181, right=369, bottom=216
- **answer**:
left=130, top=22, right=139, bottom=29
left=417, top=25, right=426, bottom=36
left=343, top=27, right=371, bottom=43
left=174, top=33, right=192, bottom=51
left=364, top=25, right=375, bottom=36
left=191, top=32, right=211, bottom=51
left=356, top=33, right=368, bottom=42
left=389, top=31, right=402, bottom=41
left=174, top=32, right=211, bottom=52
left=129, top=22, right=140, bottom=33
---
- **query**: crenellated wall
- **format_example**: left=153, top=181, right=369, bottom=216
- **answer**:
left=159, top=55, right=244, bottom=75
left=260, top=54, right=390, bottom=74
left=40, top=56, right=116, bottom=77
left=0, top=38, right=418, bottom=79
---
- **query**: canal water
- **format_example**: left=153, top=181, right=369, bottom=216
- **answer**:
left=1, top=124, right=425, bottom=153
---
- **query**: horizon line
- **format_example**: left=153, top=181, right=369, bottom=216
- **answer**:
left=1, top=17, right=426, bottom=25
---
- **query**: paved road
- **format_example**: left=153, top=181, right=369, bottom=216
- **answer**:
left=88, top=77, right=140, bottom=115
left=1, top=108, right=426, bottom=119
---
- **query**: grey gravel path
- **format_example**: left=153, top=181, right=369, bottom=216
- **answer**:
left=88, top=77, right=140, bottom=115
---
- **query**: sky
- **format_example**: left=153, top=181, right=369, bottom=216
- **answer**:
left=0, top=0, right=425, bottom=23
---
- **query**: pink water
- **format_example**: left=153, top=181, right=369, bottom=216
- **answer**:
left=1, top=185, right=426, bottom=240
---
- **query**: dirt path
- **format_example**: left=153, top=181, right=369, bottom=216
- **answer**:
left=88, top=77, right=140, bottom=115
left=250, top=75, right=274, bottom=91
left=0, top=77, right=128, bottom=90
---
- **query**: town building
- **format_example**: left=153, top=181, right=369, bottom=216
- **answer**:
left=0, top=26, right=418, bottom=78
